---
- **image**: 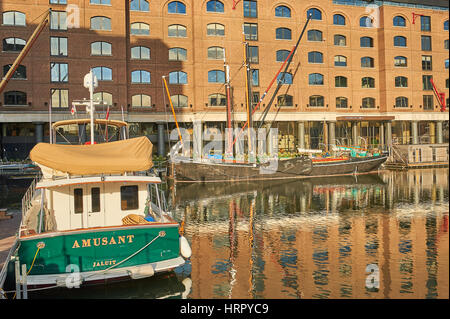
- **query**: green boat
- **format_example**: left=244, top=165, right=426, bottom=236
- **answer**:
left=2, top=119, right=191, bottom=292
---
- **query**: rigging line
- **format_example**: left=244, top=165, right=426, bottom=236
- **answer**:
left=161, top=76, right=172, bottom=151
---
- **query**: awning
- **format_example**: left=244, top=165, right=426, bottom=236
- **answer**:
left=30, top=136, right=153, bottom=176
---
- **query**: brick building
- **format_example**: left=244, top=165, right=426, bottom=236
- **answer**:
left=0, top=0, right=448, bottom=159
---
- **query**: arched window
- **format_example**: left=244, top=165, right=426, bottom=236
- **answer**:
left=334, top=55, right=347, bottom=67
left=92, top=66, right=112, bottom=81
left=4, top=91, right=27, bottom=106
left=277, top=72, right=293, bottom=84
left=130, top=22, right=149, bottom=35
left=362, top=77, right=375, bottom=88
left=333, top=14, right=345, bottom=25
left=307, top=8, right=322, bottom=20
left=308, top=30, right=322, bottom=41
left=131, top=70, right=151, bottom=83
left=130, top=0, right=149, bottom=11
left=335, top=76, right=347, bottom=87
left=395, top=76, right=408, bottom=88
left=168, top=24, right=187, bottom=37
left=334, top=34, right=346, bottom=46
left=208, top=93, right=226, bottom=106
left=91, top=41, right=112, bottom=56
left=394, top=36, right=407, bottom=47
left=132, top=94, right=152, bottom=108
left=168, top=1, right=186, bottom=14
left=93, top=92, right=113, bottom=106
left=275, top=6, right=291, bottom=18
left=206, top=0, right=224, bottom=13
left=360, top=36, right=374, bottom=47
left=207, top=23, right=225, bottom=36
left=276, top=28, right=291, bottom=40
left=336, top=97, right=348, bottom=108
left=171, top=94, right=188, bottom=108
left=208, top=70, right=225, bottom=83
left=360, top=16, right=373, bottom=27
left=361, top=56, right=374, bottom=68
left=2, top=37, right=26, bottom=52
left=2, top=11, right=26, bottom=26
left=308, top=51, right=323, bottom=63
left=169, top=71, right=187, bottom=84
left=90, top=16, right=111, bottom=31
left=394, top=56, right=407, bottom=67
left=309, top=73, right=323, bottom=85
left=395, top=96, right=408, bottom=108
left=3, top=64, right=26, bottom=79
left=276, top=50, right=290, bottom=62
left=207, top=46, right=225, bottom=60
left=309, top=95, right=324, bottom=107
left=393, top=15, right=406, bottom=27
left=131, top=46, right=150, bottom=60
left=168, top=47, right=187, bottom=61
left=277, top=94, right=293, bottom=107
left=362, top=97, right=375, bottom=108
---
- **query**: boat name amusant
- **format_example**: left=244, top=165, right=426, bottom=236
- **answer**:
left=72, top=235, right=135, bottom=249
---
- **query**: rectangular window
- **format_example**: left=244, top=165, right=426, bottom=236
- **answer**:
left=51, top=88, right=68, bottom=108
left=422, top=75, right=432, bottom=90
left=423, top=95, right=433, bottom=110
left=420, top=15, right=431, bottom=31
left=251, top=69, right=259, bottom=87
left=421, top=35, right=432, bottom=51
left=51, top=62, right=68, bottom=82
left=50, top=11, right=67, bottom=30
left=50, top=0, right=67, bottom=4
left=243, top=23, right=258, bottom=41
left=74, top=188, right=83, bottom=214
left=422, top=55, right=432, bottom=71
left=91, top=187, right=100, bottom=213
left=243, top=0, right=257, bottom=18
left=248, top=46, right=259, bottom=63
left=50, top=37, right=67, bottom=56
left=120, top=185, right=139, bottom=210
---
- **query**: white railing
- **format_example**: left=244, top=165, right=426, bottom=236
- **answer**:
left=21, top=172, right=41, bottom=220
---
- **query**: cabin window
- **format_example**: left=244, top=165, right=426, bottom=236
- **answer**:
left=121, top=185, right=139, bottom=210
left=74, top=188, right=83, bottom=214
left=91, top=187, right=101, bottom=212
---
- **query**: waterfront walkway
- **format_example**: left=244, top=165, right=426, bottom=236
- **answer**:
left=0, top=210, right=20, bottom=270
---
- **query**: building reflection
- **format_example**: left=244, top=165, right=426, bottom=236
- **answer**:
left=173, top=168, right=449, bottom=299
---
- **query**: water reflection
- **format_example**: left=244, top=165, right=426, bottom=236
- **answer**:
left=172, top=168, right=449, bottom=299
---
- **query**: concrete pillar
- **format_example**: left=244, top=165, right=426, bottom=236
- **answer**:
left=156, top=121, right=165, bottom=156
left=328, top=121, right=336, bottom=148
left=352, top=122, right=358, bottom=146
left=34, top=123, right=44, bottom=144
left=411, top=121, right=419, bottom=145
left=436, top=121, right=443, bottom=144
left=193, top=120, right=202, bottom=161
left=380, top=123, right=384, bottom=149
left=385, top=121, right=392, bottom=146
left=297, top=121, right=305, bottom=150
left=429, top=122, right=435, bottom=144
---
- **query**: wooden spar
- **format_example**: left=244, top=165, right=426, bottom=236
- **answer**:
left=224, top=62, right=233, bottom=155
left=162, top=76, right=183, bottom=143
left=243, top=39, right=253, bottom=155
left=0, top=9, right=51, bottom=94
left=258, top=13, right=312, bottom=129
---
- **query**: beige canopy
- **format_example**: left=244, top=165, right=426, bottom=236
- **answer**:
left=30, top=136, right=153, bottom=176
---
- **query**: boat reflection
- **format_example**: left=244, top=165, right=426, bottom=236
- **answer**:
left=172, top=169, right=449, bottom=299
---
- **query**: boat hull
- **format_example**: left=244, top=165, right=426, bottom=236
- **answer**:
left=308, top=155, right=388, bottom=176
left=5, top=223, right=185, bottom=288
left=170, top=157, right=313, bottom=182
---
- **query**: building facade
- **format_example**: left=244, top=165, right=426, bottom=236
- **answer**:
left=0, top=0, right=448, bottom=159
